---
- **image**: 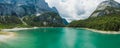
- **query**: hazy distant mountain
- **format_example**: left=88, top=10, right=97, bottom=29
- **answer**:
left=90, top=0, right=120, bottom=17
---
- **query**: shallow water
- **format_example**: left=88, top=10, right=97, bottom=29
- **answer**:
left=0, top=27, right=120, bottom=48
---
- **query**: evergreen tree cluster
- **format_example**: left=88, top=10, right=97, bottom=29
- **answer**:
left=68, top=14, right=120, bottom=31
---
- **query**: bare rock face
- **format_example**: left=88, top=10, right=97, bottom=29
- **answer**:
left=0, top=0, right=58, bottom=17
left=90, top=0, right=120, bottom=17
left=0, top=0, right=68, bottom=27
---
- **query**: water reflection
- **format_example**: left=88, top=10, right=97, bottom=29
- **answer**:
left=64, top=28, right=96, bottom=48
left=63, top=28, right=77, bottom=48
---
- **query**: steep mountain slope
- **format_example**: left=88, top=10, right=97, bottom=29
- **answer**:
left=0, top=0, right=58, bottom=17
left=90, top=0, right=120, bottom=17
left=0, top=0, right=67, bottom=28
left=23, top=12, right=66, bottom=27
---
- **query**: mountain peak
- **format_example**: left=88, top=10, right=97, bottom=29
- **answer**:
left=98, top=0, right=120, bottom=10
left=0, top=0, right=68, bottom=27
left=90, top=0, right=120, bottom=17
left=0, top=0, right=59, bottom=16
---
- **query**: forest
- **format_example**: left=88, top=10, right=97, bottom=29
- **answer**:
left=68, top=14, right=120, bottom=31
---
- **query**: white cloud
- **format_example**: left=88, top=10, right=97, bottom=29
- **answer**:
left=45, top=0, right=120, bottom=22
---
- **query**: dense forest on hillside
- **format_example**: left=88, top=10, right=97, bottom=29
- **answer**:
left=68, top=14, right=120, bottom=31
left=0, top=12, right=65, bottom=29
left=23, top=12, right=65, bottom=27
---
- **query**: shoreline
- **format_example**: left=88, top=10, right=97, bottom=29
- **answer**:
left=1, top=27, right=120, bottom=34
left=1, top=27, right=39, bottom=32
left=83, top=28, right=120, bottom=34
left=0, top=32, right=16, bottom=41
left=0, top=27, right=64, bottom=32
left=0, top=27, right=39, bottom=40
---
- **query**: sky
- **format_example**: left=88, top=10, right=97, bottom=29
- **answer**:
left=45, top=0, right=120, bottom=22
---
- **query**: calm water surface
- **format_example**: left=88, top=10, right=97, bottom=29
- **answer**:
left=0, top=27, right=120, bottom=48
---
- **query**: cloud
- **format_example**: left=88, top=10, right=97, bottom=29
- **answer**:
left=45, top=0, right=120, bottom=22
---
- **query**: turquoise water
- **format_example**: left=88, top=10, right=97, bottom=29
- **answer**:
left=0, top=27, right=120, bottom=48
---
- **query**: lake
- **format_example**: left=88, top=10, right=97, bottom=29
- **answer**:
left=0, top=27, right=120, bottom=48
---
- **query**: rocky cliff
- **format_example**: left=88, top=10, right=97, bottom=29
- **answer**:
left=0, top=0, right=68, bottom=28
left=90, top=0, right=120, bottom=17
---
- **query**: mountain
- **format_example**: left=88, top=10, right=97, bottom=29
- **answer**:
left=0, top=0, right=68, bottom=28
left=62, top=19, right=69, bottom=25
left=68, top=0, right=120, bottom=31
left=90, top=0, right=120, bottom=17
left=0, top=0, right=58, bottom=17
left=23, top=12, right=66, bottom=27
